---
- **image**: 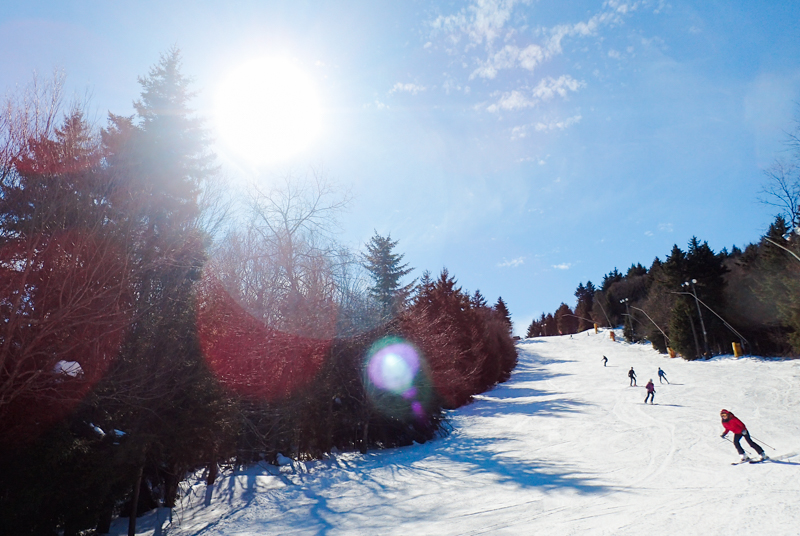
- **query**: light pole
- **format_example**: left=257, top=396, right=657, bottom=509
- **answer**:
left=620, top=298, right=631, bottom=341
left=670, top=289, right=750, bottom=356
left=630, top=305, right=669, bottom=350
left=682, top=279, right=709, bottom=357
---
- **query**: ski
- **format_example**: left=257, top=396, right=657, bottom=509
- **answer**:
left=731, top=458, right=768, bottom=465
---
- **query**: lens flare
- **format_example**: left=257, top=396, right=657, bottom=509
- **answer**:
left=364, top=337, right=431, bottom=420
left=367, top=342, right=419, bottom=394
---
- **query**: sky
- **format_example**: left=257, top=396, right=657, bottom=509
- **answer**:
left=105, top=332, right=800, bottom=535
left=2, top=0, right=800, bottom=335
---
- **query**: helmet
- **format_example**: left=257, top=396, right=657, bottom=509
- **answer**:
left=720, top=409, right=729, bottom=416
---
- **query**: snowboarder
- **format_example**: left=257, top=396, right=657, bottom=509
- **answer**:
left=658, top=367, right=669, bottom=384
left=720, top=409, right=768, bottom=463
left=628, top=367, right=637, bottom=386
left=602, top=356, right=608, bottom=367
left=644, top=380, right=655, bottom=404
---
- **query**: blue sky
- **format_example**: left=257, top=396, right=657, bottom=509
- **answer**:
left=3, top=1, right=800, bottom=335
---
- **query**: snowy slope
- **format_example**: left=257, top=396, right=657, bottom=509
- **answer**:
left=110, top=329, right=800, bottom=535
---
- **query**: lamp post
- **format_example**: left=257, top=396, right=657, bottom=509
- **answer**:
left=682, top=279, right=709, bottom=357
left=630, top=305, right=669, bottom=350
left=620, top=297, right=631, bottom=341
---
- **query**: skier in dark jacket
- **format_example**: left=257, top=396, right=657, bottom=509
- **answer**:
left=628, top=367, right=637, bottom=386
left=602, top=356, right=608, bottom=367
left=644, top=380, right=655, bottom=404
left=720, top=409, right=768, bottom=462
left=658, top=367, right=669, bottom=384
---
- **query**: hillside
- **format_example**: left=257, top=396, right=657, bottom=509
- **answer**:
left=109, top=329, right=800, bottom=535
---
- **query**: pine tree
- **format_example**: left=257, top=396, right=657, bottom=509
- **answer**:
left=574, top=281, right=596, bottom=331
left=97, top=49, right=231, bottom=530
left=493, top=297, right=513, bottom=335
left=363, top=232, right=415, bottom=320
left=555, top=303, right=578, bottom=335
left=526, top=319, right=538, bottom=338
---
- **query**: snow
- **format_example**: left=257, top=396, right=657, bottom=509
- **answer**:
left=109, top=329, right=800, bottom=535
left=53, top=360, right=83, bottom=377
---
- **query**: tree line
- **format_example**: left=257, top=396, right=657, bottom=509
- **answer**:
left=0, top=49, right=517, bottom=535
left=528, top=114, right=800, bottom=359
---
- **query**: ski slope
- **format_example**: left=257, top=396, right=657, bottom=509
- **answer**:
left=111, top=329, right=800, bottom=535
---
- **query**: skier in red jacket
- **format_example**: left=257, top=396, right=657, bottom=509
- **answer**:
left=720, top=409, right=767, bottom=462
left=644, top=380, right=655, bottom=404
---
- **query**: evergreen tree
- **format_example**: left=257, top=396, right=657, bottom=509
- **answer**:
left=363, top=231, right=415, bottom=320
left=601, top=268, right=623, bottom=291
left=544, top=313, right=556, bottom=336
left=555, top=303, right=578, bottom=335
left=493, top=296, right=513, bottom=335
left=526, top=319, right=538, bottom=338
left=574, top=281, right=596, bottom=331
left=626, top=263, right=647, bottom=278
left=753, top=216, right=800, bottom=351
left=96, top=49, right=232, bottom=530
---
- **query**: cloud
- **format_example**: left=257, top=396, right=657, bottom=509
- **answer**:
left=471, top=43, right=546, bottom=79
left=488, top=76, right=584, bottom=112
left=608, top=49, right=621, bottom=59
left=430, top=0, right=528, bottom=48
left=511, top=125, right=528, bottom=139
left=658, top=223, right=673, bottom=233
left=433, top=0, right=636, bottom=83
left=498, top=256, right=525, bottom=268
left=363, top=100, right=388, bottom=110
left=389, top=83, right=427, bottom=95
left=534, top=114, right=582, bottom=132
left=552, top=263, right=571, bottom=270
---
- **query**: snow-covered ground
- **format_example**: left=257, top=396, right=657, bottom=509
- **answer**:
left=111, top=329, right=800, bottom=535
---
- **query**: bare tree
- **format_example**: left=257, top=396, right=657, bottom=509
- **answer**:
left=0, top=70, right=65, bottom=185
left=760, top=110, right=800, bottom=234
left=760, top=160, right=800, bottom=233
left=211, top=170, right=352, bottom=338
left=0, top=98, right=135, bottom=444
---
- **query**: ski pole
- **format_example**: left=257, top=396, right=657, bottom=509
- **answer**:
left=750, top=435, right=775, bottom=450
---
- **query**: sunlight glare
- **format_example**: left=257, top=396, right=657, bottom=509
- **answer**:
left=215, top=57, right=322, bottom=166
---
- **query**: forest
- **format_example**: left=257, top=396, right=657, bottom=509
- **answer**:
left=527, top=119, right=800, bottom=359
left=0, top=50, right=518, bottom=535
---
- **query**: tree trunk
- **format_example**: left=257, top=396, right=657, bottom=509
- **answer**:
left=163, top=463, right=180, bottom=508
left=360, top=419, right=369, bottom=454
left=128, top=463, right=144, bottom=536
left=96, top=501, right=114, bottom=534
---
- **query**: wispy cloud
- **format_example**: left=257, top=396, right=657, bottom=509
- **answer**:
left=534, top=114, right=582, bottom=132
left=363, top=100, right=388, bottom=110
left=430, top=0, right=528, bottom=48
left=552, top=263, right=571, bottom=270
left=498, top=256, right=525, bottom=268
left=511, top=114, right=581, bottom=138
left=658, top=223, right=673, bottom=233
left=488, top=76, right=584, bottom=112
left=430, top=0, right=638, bottom=91
left=389, top=83, right=427, bottom=95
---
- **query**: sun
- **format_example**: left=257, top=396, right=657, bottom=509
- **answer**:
left=214, top=57, right=322, bottom=166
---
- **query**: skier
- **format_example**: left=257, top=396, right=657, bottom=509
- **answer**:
left=602, top=356, right=608, bottom=367
left=644, top=379, right=655, bottom=404
left=720, top=409, right=768, bottom=463
left=658, top=367, right=669, bottom=384
left=628, top=367, right=637, bottom=386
